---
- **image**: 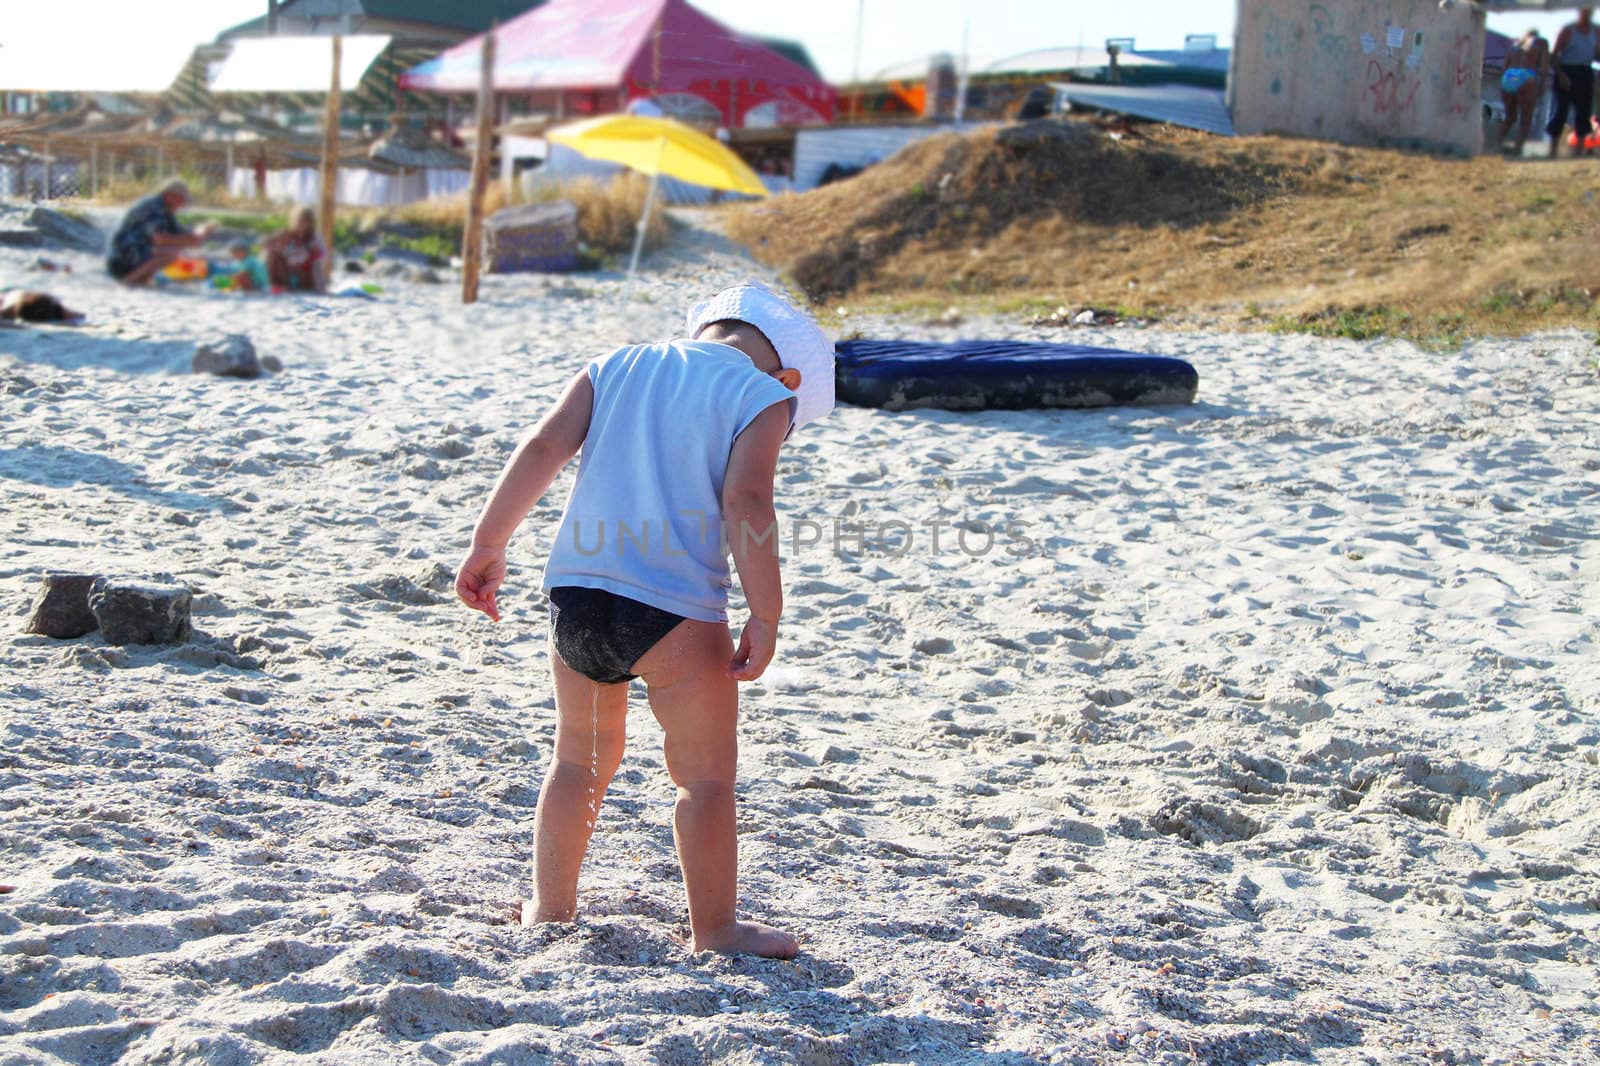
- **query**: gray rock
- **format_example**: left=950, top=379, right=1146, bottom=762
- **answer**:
left=24, top=573, right=99, bottom=638
left=367, top=259, right=413, bottom=280
left=260, top=354, right=284, bottom=374
left=193, top=334, right=262, bottom=379
left=89, top=580, right=192, bottom=645
left=407, top=267, right=442, bottom=284
left=371, top=244, right=435, bottom=268
left=0, top=226, right=44, bottom=248
left=23, top=207, right=105, bottom=253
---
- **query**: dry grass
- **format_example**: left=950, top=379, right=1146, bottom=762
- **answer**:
left=379, top=173, right=670, bottom=258
left=730, top=121, right=1600, bottom=345
left=82, top=169, right=260, bottom=210
left=80, top=170, right=671, bottom=262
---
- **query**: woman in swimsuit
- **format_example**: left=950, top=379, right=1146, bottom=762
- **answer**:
left=1498, top=29, right=1550, bottom=155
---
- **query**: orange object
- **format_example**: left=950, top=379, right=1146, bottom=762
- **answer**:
left=161, top=256, right=208, bottom=282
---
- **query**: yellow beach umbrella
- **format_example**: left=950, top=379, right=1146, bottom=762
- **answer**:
left=547, top=114, right=769, bottom=297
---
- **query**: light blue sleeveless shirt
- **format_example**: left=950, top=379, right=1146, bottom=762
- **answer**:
left=1560, top=24, right=1597, bottom=66
left=541, top=340, right=796, bottom=622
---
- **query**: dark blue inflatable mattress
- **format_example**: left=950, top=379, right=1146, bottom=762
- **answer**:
left=834, top=339, right=1199, bottom=411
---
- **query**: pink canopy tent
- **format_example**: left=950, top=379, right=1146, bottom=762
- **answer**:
left=397, top=0, right=836, bottom=129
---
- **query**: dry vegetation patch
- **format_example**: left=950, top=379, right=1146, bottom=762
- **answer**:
left=729, top=120, right=1600, bottom=344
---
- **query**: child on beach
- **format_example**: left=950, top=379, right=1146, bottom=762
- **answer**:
left=454, top=282, right=834, bottom=958
left=210, top=241, right=270, bottom=293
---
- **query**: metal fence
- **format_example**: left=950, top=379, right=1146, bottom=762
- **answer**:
left=0, top=149, right=237, bottom=201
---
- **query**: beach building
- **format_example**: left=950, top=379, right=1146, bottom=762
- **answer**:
left=398, top=0, right=836, bottom=130
left=1229, top=0, right=1596, bottom=156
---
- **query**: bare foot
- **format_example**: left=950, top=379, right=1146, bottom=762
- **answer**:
left=692, top=920, right=799, bottom=959
left=521, top=899, right=575, bottom=926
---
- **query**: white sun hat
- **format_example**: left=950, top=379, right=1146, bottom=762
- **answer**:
left=686, top=281, right=835, bottom=429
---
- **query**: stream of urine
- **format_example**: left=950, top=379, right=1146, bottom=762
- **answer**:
left=586, top=683, right=599, bottom=829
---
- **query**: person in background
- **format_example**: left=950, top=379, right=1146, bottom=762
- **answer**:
left=1547, top=7, right=1598, bottom=158
left=106, top=179, right=215, bottom=286
left=1498, top=28, right=1550, bottom=155
left=262, top=207, right=329, bottom=293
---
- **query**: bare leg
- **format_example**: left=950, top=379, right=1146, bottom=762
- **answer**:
left=265, top=248, right=291, bottom=290
left=523, top=649, right=628, bottom=924
left=1516, top=85, right=1537, bottom=152
left=634, top=619, right=798, bottom=958
left=116, top=248, right=181, bottom=287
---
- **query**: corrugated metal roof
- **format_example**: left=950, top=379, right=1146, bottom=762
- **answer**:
left=1053, top=83, right=1235, bottom=137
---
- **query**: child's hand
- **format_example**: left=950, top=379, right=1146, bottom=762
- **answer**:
left=455, top=544, right=507, bottom=622
left=728, top=615, right=777, bottom=681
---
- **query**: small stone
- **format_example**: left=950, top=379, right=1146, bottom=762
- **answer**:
left=259, top=354, right=284, bottom=374
left=1073, top=309, right=1096, bottom=326
left=193, top=334, right=261, bottom=379
left=407, top=267, right=442, bottom=285
left=24, top=572, right=99, bottom=638
left=88, top=580, right=192, bottom=645
left=914, top=636, right=956, bottom=655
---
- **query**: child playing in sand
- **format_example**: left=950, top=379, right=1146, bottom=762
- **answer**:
left=455, top=282, right=833, bottom=958
left=210, top=241, right=270, bottom=293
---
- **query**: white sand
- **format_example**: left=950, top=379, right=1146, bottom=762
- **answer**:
left=1, top=211, right=1597, bottom=1065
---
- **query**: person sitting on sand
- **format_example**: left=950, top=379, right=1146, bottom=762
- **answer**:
left=454, top=281, right=834, bottom=958
left=106, top=180, right=215, bottom=286
left=262, top=208, right=328, bottom=293
left=1498, top=29, right=1550, bottom=155
left=1547, top=7, right=1598, bottom=159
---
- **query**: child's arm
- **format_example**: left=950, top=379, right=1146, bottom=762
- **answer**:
left=721, top=401, right=790, bottom=680
left=456, top=370, right=594, bottom=621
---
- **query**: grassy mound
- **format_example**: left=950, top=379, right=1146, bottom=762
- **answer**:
left=730, top=120, right=1600, bottom=344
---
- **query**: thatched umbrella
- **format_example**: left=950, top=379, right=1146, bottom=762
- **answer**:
left=368, top=122, right=470, bottom=171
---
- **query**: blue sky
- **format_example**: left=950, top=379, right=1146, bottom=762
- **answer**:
left=0, top=2, right=1587, bottom=91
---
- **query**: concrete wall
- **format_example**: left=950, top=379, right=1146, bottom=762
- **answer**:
left=1230, top=0, right=1486, bottom=155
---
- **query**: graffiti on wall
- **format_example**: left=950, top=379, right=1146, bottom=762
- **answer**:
left=1366, top=58, right=1421, bottom=116
left=1236, top=0, right=1482, bottom=154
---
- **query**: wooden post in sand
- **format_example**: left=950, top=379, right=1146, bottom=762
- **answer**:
left=461, top=28, right=496, bottom=305
left=318, top=36, right=343, bottom=258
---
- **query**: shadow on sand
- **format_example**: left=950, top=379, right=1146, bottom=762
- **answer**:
left=0, top=328, right=192, bottom=375
left=0, top=445, right=226, bottom=513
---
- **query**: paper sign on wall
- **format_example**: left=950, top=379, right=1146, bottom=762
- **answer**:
left=1386, top=26, right=1406, bottom=49
left=1361, top=33, right=1377, bottom=54
left=1405, top=49, right=1423, bottom=70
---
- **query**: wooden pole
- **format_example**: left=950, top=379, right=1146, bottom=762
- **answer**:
left=90, top=141, right=98, bottom=198
left=461, top=27, right=496, bottom=305
left=319, top=35, right=342, bottom=257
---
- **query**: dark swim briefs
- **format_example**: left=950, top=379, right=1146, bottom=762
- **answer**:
left=547, top=586, right=687, bottom=684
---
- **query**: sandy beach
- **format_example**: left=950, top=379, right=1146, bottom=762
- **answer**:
left=1, top=212, right=1597, bottom=1065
